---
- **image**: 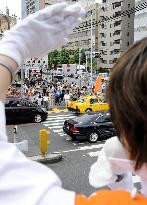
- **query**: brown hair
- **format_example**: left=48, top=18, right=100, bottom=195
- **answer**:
left=107, top=37, right=147, bottom=170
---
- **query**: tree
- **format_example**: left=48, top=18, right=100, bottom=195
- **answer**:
left=48, top=50, right=60, bottom=69
left=60, top=48, right=70, bottom=64
left=80, top=49, right=86, bottom=64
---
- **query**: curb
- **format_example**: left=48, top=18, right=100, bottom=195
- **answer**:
left=28, top=153, right=62, bottom=164
left=48, top=109, right=68, bottom=114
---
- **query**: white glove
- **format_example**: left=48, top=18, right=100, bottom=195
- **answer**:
left=89, top=137, right=134, bottom=191
left=0, top=2, right=85, bottom=66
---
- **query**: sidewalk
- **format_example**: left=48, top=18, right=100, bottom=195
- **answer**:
left=48, top=108, right=69, bottom=113
left=6, top=123, right=62, bottom=164
left=48, top=102, right=69, bottom=113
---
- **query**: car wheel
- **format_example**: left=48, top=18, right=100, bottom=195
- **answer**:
left=88, top=132, right=99, bottom=143
left=85, top=108, right=92, bottom=112
left=34, top=114, right=42, bottom=123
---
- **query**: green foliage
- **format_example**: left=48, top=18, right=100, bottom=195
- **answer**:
left=60, top=48, right=70, bottom=64
left=48, top=48, right=92, bottom=67
left=48, top=50, right=60, bottom=68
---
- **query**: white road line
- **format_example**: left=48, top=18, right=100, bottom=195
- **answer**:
left=45, top=119, right=67, bottom=123
left=43, top=124, right=63, bottom=127
left=48, top=114, right=75, bottom=117
left=47, top=115, right=75, bottom=119
left=53, top=129, right=63, bottom=133
left=59, top=134, right=67, bottom=136
left=45, top=125, right=63, bottom=129
left=43, top=121, right=64, bottom=125
left=62, top=143, right=105, bottom=153
left=88, top=151, right=101, bottom=157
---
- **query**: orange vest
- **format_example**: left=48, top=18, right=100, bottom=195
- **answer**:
left=75, top=190, right=147, bottom=205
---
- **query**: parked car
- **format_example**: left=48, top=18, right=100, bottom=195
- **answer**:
left=5, top=97, right=48, bottom=123
left=74, top=96, right=109, bottom=113
left=63, top=111, right=116, bottom=143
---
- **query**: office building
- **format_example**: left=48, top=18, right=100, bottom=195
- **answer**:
left=96, top=0, right=135, bottom=71
left=134, top=0, right=147, bottom=42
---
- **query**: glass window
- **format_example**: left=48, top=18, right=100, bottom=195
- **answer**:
left=21, top=100, right=34, bottom=107
left=74, top=114, right=97, bottom=124
left=10, top=101, right=21, bottom=107
left=95, top=113, right=110, bottom=123
left=78, top=98, right=85, bottom=103
left=90, top=98, right=98, bottom=104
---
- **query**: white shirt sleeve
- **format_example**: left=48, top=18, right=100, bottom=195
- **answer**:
left=0, top=101, right=75, bottom=205
left=0, top=101, right=7, bottom=141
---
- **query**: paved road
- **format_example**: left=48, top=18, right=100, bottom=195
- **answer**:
left=6, top=112, right=141, bottom=196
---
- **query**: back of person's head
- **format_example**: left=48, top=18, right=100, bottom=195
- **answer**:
left=107, top=37, right=147, bottom=170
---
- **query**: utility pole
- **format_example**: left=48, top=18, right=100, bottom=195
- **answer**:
left=21, top=64, right=24, bottom=98
left=78, top=41, right=81, bottom=72
left=90, top=10, right=93, bottom=91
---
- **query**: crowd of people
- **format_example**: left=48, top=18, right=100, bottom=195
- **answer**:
left=6, top=78, right=96, bottom=110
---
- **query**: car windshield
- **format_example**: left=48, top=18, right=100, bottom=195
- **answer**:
left=78, top=98, right=85, bottom=103
left=73, top=114, right=98, bottom=124
left=95, top=113, right=110, bottom=123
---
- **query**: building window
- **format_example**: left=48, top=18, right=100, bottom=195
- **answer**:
left=114, top=20, right=121, bottom=27
left=127, top=32, right=129, bottom=36
left=109, top=60, right=113, bottom=64
left=128, top=4, right=130, bottom=8
left=113, top=30, right=121, bottom=35
left=114, top=39, right=121, bottom=44
left=128, top=23, right=130, bottom=27
left=127, top=42, right=130, bottom=46
left=112, top=2, right=121, bottom=9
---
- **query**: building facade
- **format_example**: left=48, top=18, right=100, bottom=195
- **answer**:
left=0, top=7, right=17, bottom=33
left=65, top=3, right=98, bottom=53
left=96, top=0, right=135, bottom=71
left=22, top=0, right=48, bottom=76
left=134, top=0, right=147, bottom=42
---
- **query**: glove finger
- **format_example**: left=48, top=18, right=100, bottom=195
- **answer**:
left=64, top=3, right=85, bottom=18
left=34, top=2, right=68, bottom=21
left=63, top=16, right=82, bottom=34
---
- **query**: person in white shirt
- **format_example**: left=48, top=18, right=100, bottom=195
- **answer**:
left=64, top=92, right=71, bottom=108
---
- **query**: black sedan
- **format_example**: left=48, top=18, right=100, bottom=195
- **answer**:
left=5, top=97, right=48, bottom=124
left=63, top=112, right=116, bottom=143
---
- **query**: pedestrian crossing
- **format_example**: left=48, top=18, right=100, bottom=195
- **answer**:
left=43, top=113, right=76, bottom=138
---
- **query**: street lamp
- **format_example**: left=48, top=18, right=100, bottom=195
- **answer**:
left=90, top=10, right=93, bottom=91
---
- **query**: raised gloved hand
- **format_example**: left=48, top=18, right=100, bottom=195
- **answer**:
left=0, top=2, right=85, bottom=66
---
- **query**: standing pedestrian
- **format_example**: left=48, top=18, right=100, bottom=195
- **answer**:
left=43, top=93, right=49, bottom=110
left=64, top=91, right=71, bottom=108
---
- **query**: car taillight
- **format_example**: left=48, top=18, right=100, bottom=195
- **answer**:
left=70, top=127, right=79, bottom=133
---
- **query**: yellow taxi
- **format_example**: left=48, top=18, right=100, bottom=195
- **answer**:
left=67, top=95, right=90, bottom=111
left=67, top=100, right=77, bottom=111
left=74, top=96, right=109, bottom=113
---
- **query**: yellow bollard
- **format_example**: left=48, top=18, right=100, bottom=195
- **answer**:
left=39, top=129, right=51, bottom=158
